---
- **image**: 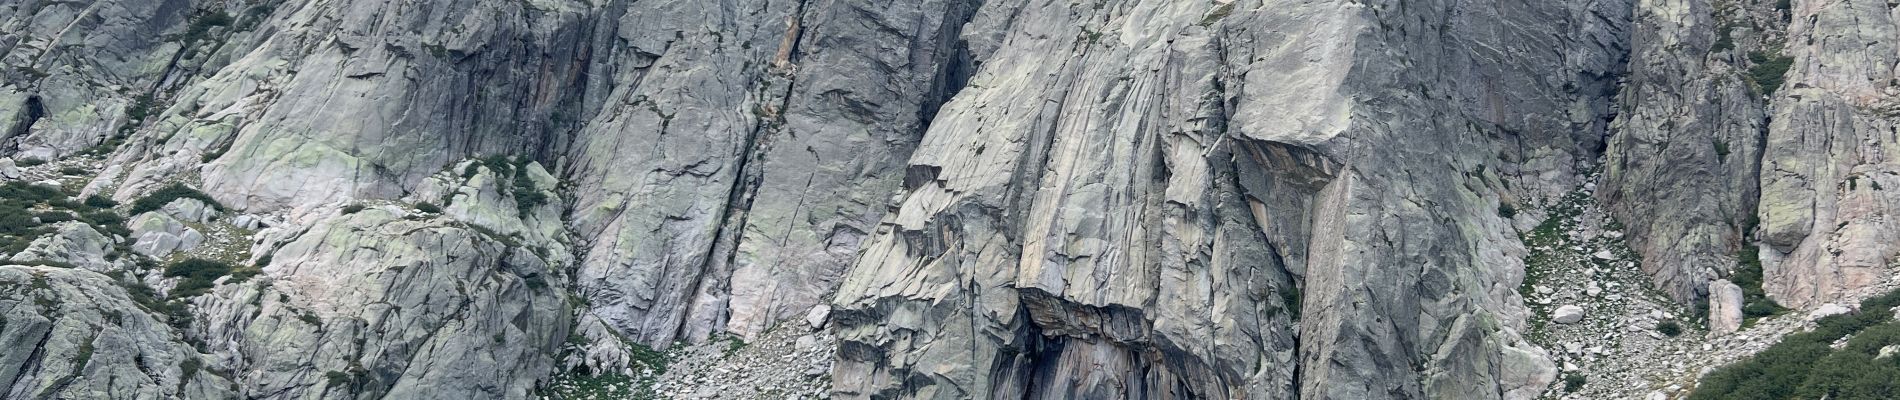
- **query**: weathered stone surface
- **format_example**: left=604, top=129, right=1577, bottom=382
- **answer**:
left=188, top=207, right=569, bottom=398
left=0, top=0, right=196, bottom=159
left=1757, top=0, right=1900, bottom=308
left=128, top=210, right=202, bottom=257
left=0, top=265, right=235, bottom=399
left=1598, top=0, right=1768, bottom=303
left=830, top=0, right=1624, bottom=398
left=1709, top=279, right=1745, bottom=335
left=12, top=0, right=1900, bottom=398
left=1553, top=305, right=1588, bottom=324
left=10, top=222, right=116, bottom=272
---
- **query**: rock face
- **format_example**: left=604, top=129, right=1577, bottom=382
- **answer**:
left=1755, top=0, right=1900, bottom=309
left=830, top=0, right=1623, bottom=398
left=1597, top=0, right=1769, bottom=304
left=0, top=265, right=234, bottom=399
left=4, top=0, right=1900, bottom=399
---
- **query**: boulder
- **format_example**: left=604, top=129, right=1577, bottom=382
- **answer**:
left=805, top=304, right=831, bottom=330
left=1708, top=279, right=1745, bottom=335
left=1807, top=303, right=1857, bottom=322
left=1553, top=305, right=1587, bottom=324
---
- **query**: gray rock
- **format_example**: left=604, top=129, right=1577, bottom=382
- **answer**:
left=804, top=304, right=830, bottom=330
left=1709, top=279, right=1745, bottom=335
left=1756, top=0, right=1900, bottom=309
left=1807, top=303, right=1857, bottom=321
left=1553, top=305, right=1588, bottom=324
left=0, top=265, right=235, bottom=398
left=9, top=222, right=116, bottom=272
left=128, top=212, right=201, bottom=258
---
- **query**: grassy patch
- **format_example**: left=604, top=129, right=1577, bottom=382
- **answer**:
left=539, top=338, right=671, bottom=400
left=0, top=181, right=130, bottom=250
left=1658, top=320, right=1683, bottom=337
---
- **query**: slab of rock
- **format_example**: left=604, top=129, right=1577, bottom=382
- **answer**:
left=1807, top=303, right=1857, bottom=321
left=1553, top=305, right=1587, bottom=324
left=805, top=304, right=831, bottom=330
left=128, top=211, right=203, bottom=258
left=1709, top=279, right=1745, bottom=335
left=9, top=222, right=116, bottom=271
left=0, top=158, right=17, bottom=179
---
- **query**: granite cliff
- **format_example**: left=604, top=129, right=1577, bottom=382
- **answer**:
left=0, top=0, right=1890, bottom=399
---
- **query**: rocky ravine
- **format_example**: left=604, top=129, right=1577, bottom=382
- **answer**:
left=1, top=0, right=1897, bottom=399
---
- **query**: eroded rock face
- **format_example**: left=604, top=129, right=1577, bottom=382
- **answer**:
left=830, top=0, right=1624, bottom=398
left=8, top=0, right=1900, bottom=398
left=190, top=207, right=568, bottom=398
left=0, top=265, right=234, bottom=399
left=1598, top=0, right=1768, bottom=303
left=1757, top=0, right=1900, bottom=308
left=11, top=222, right=115, bottom=271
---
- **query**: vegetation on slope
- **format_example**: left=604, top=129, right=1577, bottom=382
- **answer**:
left=1690, top=288, right=1900, bottom=399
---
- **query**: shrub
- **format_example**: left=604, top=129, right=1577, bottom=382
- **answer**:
left=1748, top=51, right=1795, bottom=96
left=163, top=258, right=236, bottom=298
left=1690, top=287, right=1900, bottom=400
left=1564, top=373, right=1586, bottom=392
left=34, top=211, right=74, bottom=224
left=14, top=158, right=45, bottom=167
left=83, top=195, right=118, bottom=208
left=178, top=10, right=234, bottom=44
left=414, top=202, right=442, bottom=214
left=340, top=204, right=365, bottom=215
left=1658, top=320, right=1683, bottom=337
left=57, top=166, right=86, bottom=176
left=129, top=183, right=224, bottom=215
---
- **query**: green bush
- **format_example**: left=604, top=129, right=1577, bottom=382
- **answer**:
left=1658, top=320, right=1683, bottom=337
left=1733, top=246, right=1786, bottom=323
left=1690, top=287, right=1900, bottom=400
left=83, top=195, right=118, bottom=208
left=163, top=258, right=237, bottom=298
left=414, top=202, right=442, bottom=214
left=14, top=158, right=45, bottom=167
left=34, top=211, right=74, bottom=224
left=178, top=10, right=234, bottom=44
left=129, top=183, right=224, bottom=215
left=340, top=204, right=365, bottom=215
left=1564, top=373, right=1586, bottom=392
left=57, top=166, right=86, bottom=176
left=1748, top=51, right=1795, bottom=96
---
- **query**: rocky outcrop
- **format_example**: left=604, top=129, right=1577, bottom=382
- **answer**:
left=830, top=0, right=1626, bottom=398
left=187, top=206, right=568, bottom=398
left=1757, top=0, right=1900, bottom=308
left=0, top=265, right=234, bottom=399
left=1598, top=0, right=1769, bottom=302
left=10, top=221, right=115, bottom=271
left=10, top=0, right=1900, bottom=398
left=1710, top=279, right=1745, bottom=335
left=0, top=0, right=197, bottom=160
